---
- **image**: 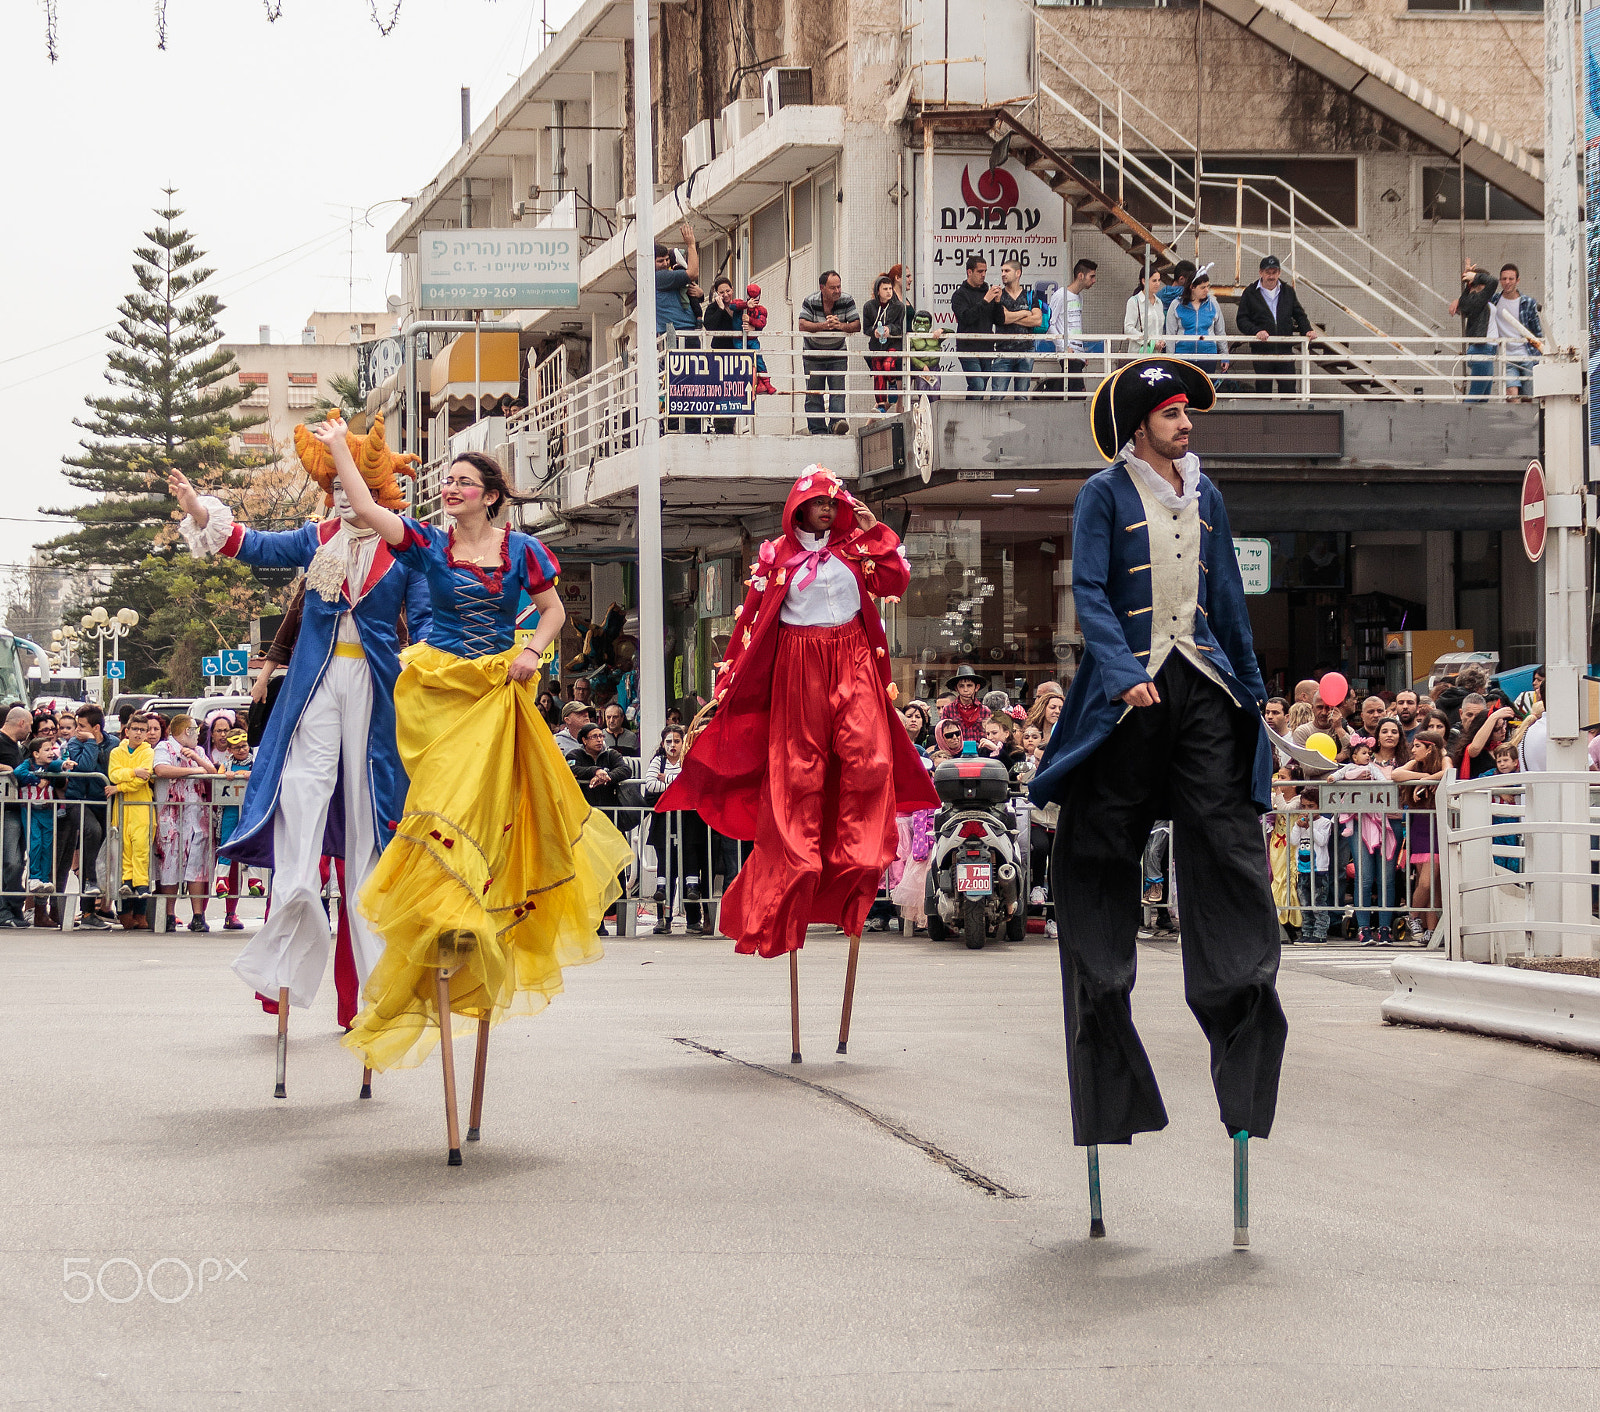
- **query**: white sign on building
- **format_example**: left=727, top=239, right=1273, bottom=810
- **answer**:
left=915, top=154, right=1066, bottom=332
left=418, top=229, right=580, bottom=309
left=1233, top=538, right=1272, bottom=595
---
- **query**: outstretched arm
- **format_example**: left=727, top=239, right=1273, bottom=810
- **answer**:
left=310, top=417, right=406, bottom=545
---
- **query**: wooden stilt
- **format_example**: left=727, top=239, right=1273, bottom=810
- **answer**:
left=836, top=933, right=862, bottom=1055
left=789, top=949, right=801, bottom=1064
left=1087, top=1145, right=1105, bottom=1238
left=466, top=1015, right=490, bottom=1141
left=437, top=969, right=462, bottom=1166
left=359, top=1067, right=372, bottom=1100
left=1233, top=1131, right=1250, bottom=1249
left=273, top=987, right=289, bottom=1099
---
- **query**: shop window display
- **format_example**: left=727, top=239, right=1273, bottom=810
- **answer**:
left=884, top=510, right=1075, bottom=700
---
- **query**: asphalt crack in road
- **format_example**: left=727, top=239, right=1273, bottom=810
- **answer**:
left=673, top=1037, right=1024, bottom=1199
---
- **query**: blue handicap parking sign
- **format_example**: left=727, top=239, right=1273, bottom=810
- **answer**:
left=106, top=660, right=126, bottom=680
left=202, top=656, right=222, bottom=678
left=220, top=649, right=249, bottom=676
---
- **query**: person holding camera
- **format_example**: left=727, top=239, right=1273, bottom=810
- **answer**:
left=703, top=275, right=748, bottom=434
left=950, top=256, right=1004, bottom=398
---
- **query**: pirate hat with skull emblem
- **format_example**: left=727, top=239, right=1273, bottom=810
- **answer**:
left=1089, top=357, right=1216, bottom=462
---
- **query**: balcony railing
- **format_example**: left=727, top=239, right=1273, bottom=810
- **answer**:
left=492, top=329, right=1535, bottom=506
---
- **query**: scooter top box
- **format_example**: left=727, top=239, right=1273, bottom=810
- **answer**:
left=932, top=756, right=1011, bottom=805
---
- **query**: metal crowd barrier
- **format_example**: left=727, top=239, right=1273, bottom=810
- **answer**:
left=1441, top=769, right=1600, bottom=964
left=1266, top=778, right=1448, bottom=945
left=0, top=773, right=271, bottom=933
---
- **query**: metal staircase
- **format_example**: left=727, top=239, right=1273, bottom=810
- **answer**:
left=916, top=108, right=1176, bottom=273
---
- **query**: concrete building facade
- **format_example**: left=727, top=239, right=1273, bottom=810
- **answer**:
left=382, top=0, right=1551, bottom=708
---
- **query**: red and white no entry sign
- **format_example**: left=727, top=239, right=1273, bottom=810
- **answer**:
left=1522, top=459, right=1547, bottom=563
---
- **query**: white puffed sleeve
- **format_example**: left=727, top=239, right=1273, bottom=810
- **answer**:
left=178, top=496, right=236, bottom=558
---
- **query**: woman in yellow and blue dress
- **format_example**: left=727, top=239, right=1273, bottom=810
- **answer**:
left=309, top=419, right=632, bottom=1165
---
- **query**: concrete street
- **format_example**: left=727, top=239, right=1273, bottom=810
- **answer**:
left=3, top=922, right=1599, bottom=1409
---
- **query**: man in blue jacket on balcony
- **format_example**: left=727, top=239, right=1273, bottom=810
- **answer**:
left=1029, top=356, right=1286, bottom=1237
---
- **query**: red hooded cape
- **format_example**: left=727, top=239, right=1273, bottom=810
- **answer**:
left=660, top=467, right=939, bottom=836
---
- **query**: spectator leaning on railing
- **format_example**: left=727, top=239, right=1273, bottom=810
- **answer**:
left=994, top=258, right=1045, bottom=397
left=1123, top=270, right=1168, bottom=356
left=1049, top=259, right=1097, bottom=393
left=798, top=270, right=860, bottom=435
left=1234, top=255, right=1320, bottom=395
left=1489, top=263, right=1541, bottom=403
left=59, top=704, right=116, bottom=930
left=0, top=705, right=31, bottom=928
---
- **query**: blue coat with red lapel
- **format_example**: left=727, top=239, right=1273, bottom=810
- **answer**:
left=215, top=517, right=432, bottom=868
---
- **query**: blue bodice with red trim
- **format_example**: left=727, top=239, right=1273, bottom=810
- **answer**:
left=393, top=518, right=560, bottom=658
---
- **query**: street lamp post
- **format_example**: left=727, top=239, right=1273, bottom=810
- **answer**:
left=80, top=607, right=139, bottom=683
left=49, top=626, right=80, bottom=674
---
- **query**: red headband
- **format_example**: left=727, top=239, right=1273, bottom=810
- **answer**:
left=1152, top=393, right=1189, bottom=414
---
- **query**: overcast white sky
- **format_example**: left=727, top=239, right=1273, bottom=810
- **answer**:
left=0, top=0, right=582, bottom=592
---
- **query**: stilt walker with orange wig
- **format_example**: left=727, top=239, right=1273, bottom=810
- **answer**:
left=167, top=415, right=432, bottom=1101
left=661, top=466, right=939, bottom=1060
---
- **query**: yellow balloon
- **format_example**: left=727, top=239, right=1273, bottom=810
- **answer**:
left=1305, top=732, right=1337, bottom=762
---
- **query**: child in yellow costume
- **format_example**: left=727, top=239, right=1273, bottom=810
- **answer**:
left=108, top=713, right=156, bottom=928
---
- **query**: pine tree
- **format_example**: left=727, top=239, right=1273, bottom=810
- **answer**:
left=39, top=195, right=288, bottom=693
left=43, top=193, right=261, bottom=570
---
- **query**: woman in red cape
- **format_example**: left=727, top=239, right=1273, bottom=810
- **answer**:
left=661, top=465, right=938, bottom=975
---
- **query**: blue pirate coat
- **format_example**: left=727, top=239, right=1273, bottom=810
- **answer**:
left=216, top=517, right=432, bottom=868
left=1027, top=459, right=1272, bottom=812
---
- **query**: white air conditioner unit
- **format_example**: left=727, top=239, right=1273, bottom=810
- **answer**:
left=762, top=66, right=813, bottom=119
left=681, top=118, right=716, bottom=174
left=721, top=98, right=762, bottom=146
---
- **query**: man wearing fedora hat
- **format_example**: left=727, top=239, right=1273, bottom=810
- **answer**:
left=1028, top=356, right=1286, bottom=1245
left=940, top=665, right=987, bottom=744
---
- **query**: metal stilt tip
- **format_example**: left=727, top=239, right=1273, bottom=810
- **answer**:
left=273, top=1084, right=286, bottom=1099
left=1087, top=1144, right=1105, bottom=1239
left=1233, top=1130, right=1250, bottom=1250
left=791, top=1051, right=802, bottom=1064
left=358, top=1083, right=372, bottom=1100
left=465, top=1127, right=480, bottom=1141
left=836, top=1041, right=847, bottom=1055
left=1090, top=1218, right=1106, bottom=1239
left=447, top=1148, right=463, bottom=1166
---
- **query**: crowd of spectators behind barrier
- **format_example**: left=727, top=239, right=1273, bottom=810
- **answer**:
left=0, top=655, right=1563, bottom=942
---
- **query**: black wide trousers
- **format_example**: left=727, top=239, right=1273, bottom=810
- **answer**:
left=1051, top=655, right=1287, bottom=1145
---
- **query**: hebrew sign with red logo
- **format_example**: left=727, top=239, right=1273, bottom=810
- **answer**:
left=916, top=154, right=1066, bottom=333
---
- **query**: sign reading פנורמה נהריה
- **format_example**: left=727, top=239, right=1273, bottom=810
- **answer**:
left=1233, top=538, right=1271, bottom=594
left=417, top=230, right=579, bottom=309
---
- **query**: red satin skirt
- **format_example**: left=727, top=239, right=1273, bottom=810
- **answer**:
left=719, top=619, right=898, bottom=957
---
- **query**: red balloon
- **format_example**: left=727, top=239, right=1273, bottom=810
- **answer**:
left=1318, top=672, right=1349, bottom=707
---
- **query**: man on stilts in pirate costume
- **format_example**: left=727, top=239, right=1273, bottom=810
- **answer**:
left=661, top=465, right=939, bottom=1060
left=168, top=414, right=432, bottom=1101
left=1028, top=358, right=1287, bottom=1247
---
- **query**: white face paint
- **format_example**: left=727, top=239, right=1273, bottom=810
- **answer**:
left=331, top=481, right=357, bottom=522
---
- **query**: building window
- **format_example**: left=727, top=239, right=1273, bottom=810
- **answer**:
left=816, top=165, right=837, bottom=273
left=360, top=322, right=376, bottom=336
left=1408, top=0, right=1539, bottom=12
left=238, top=371, right=269, bottom=407
left=751, top=197, right=786, bottom=275
left=286, top=372, right=320, bottom=409
left=1073, top=155, right=1359, bottom=229
left=791, top=177, right=813, bottom=252
left=1420, top=165, right=1540, bottom=223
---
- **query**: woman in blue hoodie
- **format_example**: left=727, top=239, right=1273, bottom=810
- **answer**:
left=1165, top=271, right=1230, bottom=379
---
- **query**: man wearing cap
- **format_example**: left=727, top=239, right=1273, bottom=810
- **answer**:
left=1234, top=256, right=1319, bottom=396
left=553, top=701, right=594, bottom=757
left=1028, top=356, right=1287, bottom=1235
left=940, top=665, right=987, bottom=743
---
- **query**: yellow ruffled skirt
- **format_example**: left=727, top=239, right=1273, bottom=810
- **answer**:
left=342, top=643, right=633, bottom=1071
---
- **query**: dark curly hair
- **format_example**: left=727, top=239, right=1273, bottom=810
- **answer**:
left=450, top=450, right=530, bottom=522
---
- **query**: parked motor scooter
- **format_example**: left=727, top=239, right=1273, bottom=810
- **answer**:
left=924, top=744, right=1024, bottom=948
